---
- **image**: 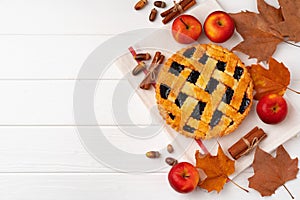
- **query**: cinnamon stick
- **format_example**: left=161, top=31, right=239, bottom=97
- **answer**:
left=228, top=127, right=267, bottom=160
left=140, top=52, right=164, bottom=90
left=181, top=0, right=196, bottom=13
left=160, top=4, right=176, bottom=17
left=161, top=0, right=192, bottom=17
left=162, top=0, right=196, bottom=24
left=162, top=10, right=180, bottom=25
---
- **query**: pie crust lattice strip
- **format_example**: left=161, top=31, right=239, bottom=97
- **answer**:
left=155, top=44, right=253, bottom=139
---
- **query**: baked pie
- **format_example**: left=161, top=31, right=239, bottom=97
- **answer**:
left=155, top=44, right=253, bottom=139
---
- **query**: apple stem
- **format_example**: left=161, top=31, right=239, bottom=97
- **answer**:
left=179, top=18, right=189, bottom=29
left=228, top=178, right=249, bottom=193
left=283, top=184, right=294, bottom=199
left=287, top=87, right=300, bottom=94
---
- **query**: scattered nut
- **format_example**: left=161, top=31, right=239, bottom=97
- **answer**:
left=167, top=144, right=174, bottom=153
left=135, top=53, right=151, bottom=61
left=134, top=0, right=148, bottom=10
left=165, top=157, right=178, bottom=166
left=149, top=8, right=157, bottom=22
left=154, top=1, right=166, bottom=8
left=146, top=151, right=160, bottom=158
left=132, top=61, right=146, bottom=75
left=139, top=81, right=151, bottom=90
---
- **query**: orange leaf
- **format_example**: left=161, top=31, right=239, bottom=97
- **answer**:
left=247, top=57, right=290, bottom=100
left=248, top=145, right=299, bottom=197
left=195, top=144, right=235, bottom=193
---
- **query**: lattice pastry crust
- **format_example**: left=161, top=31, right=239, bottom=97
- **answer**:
left=155, top=44, right=253, bottom=139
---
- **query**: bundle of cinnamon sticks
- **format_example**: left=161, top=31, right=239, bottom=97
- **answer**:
left=161, top=0, right=196, bottom=24
left=140, top=51, right=165, bottom=89
left=228, top=127, right=267, bottom=160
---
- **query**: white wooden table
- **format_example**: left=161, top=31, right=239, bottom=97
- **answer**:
left=0, top=0, right=299, bottom=199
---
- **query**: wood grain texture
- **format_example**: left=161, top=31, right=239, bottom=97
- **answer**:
left=0, top=125, right=298, bottom=173
left=0, top=126, right=202, bottom=173
left=0, top=171, right=299, bottom=200
left=0, top=0, right=156, bottom=35
left=0, top=36, right=123, bottom=79
left=0, top=80, right=155, bottom=125
left=0, top=0, right=298, bottom=199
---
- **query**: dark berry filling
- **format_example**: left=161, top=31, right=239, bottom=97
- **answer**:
left=160, top=84, right=170, bottom=99
left=183, top=47, right=196, bottom=58
left=210, top=110, right=223, bottom=127
left=233, top=66, right=244, bottom=80
left=222, top=87, right=234, bottom=104
left=183, top=125, right=195, bottom=133
left=187, top=70, right=200, bottom=84
left=205, top=78, right=219, bottom=94
left=169, top=62, right=184, bottom=76
left=216, top=61, right=226, bottom=72
left=191, top=101, right=206, bottom=120
left=198, top=53, right=209, bottom=64
left=238, top=94, right=251, bottom=114
left=175, top=92, right=188, bottom=108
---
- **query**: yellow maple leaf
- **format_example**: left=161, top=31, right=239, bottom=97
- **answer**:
left=195, top=144, right=235, bottom=193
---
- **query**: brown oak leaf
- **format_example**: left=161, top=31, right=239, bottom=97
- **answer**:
left=247, top=57, right=290, bottom=100
left=271, top=0, right=300, bottom=42
left=230, top=0, right=284, bottom=62
left=248, top=145, right=299, bottom=197
left=195, top=144, right=235, bottom=192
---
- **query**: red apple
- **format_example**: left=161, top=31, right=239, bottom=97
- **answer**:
left=172, top=15, right=202, bottom=44
left=168, top=162, right=200, bottom=193
left=203, top=11, right=235, bottom=43
left=256, top=94, right=288, bottom=124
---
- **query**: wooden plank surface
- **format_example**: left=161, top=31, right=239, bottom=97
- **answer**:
left=0, top=126, right=182, bottom=173
left=0, top=169, right=299, bottom=200
left=0, top=0, right=299, bottom=199
left=0, top=80, right=154, bottom=125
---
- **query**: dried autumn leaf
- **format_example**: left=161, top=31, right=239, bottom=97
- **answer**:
left=257, top=0, right=283, bottom=25
left=248, top=145, right=299, bottom=197
left=195, top=144, right=235, bottom=192
left=230, top=0, right=284, bottom=62
left=247, top=57, right=290, bottom=100
left=271, top=0, right=300, bottom=42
